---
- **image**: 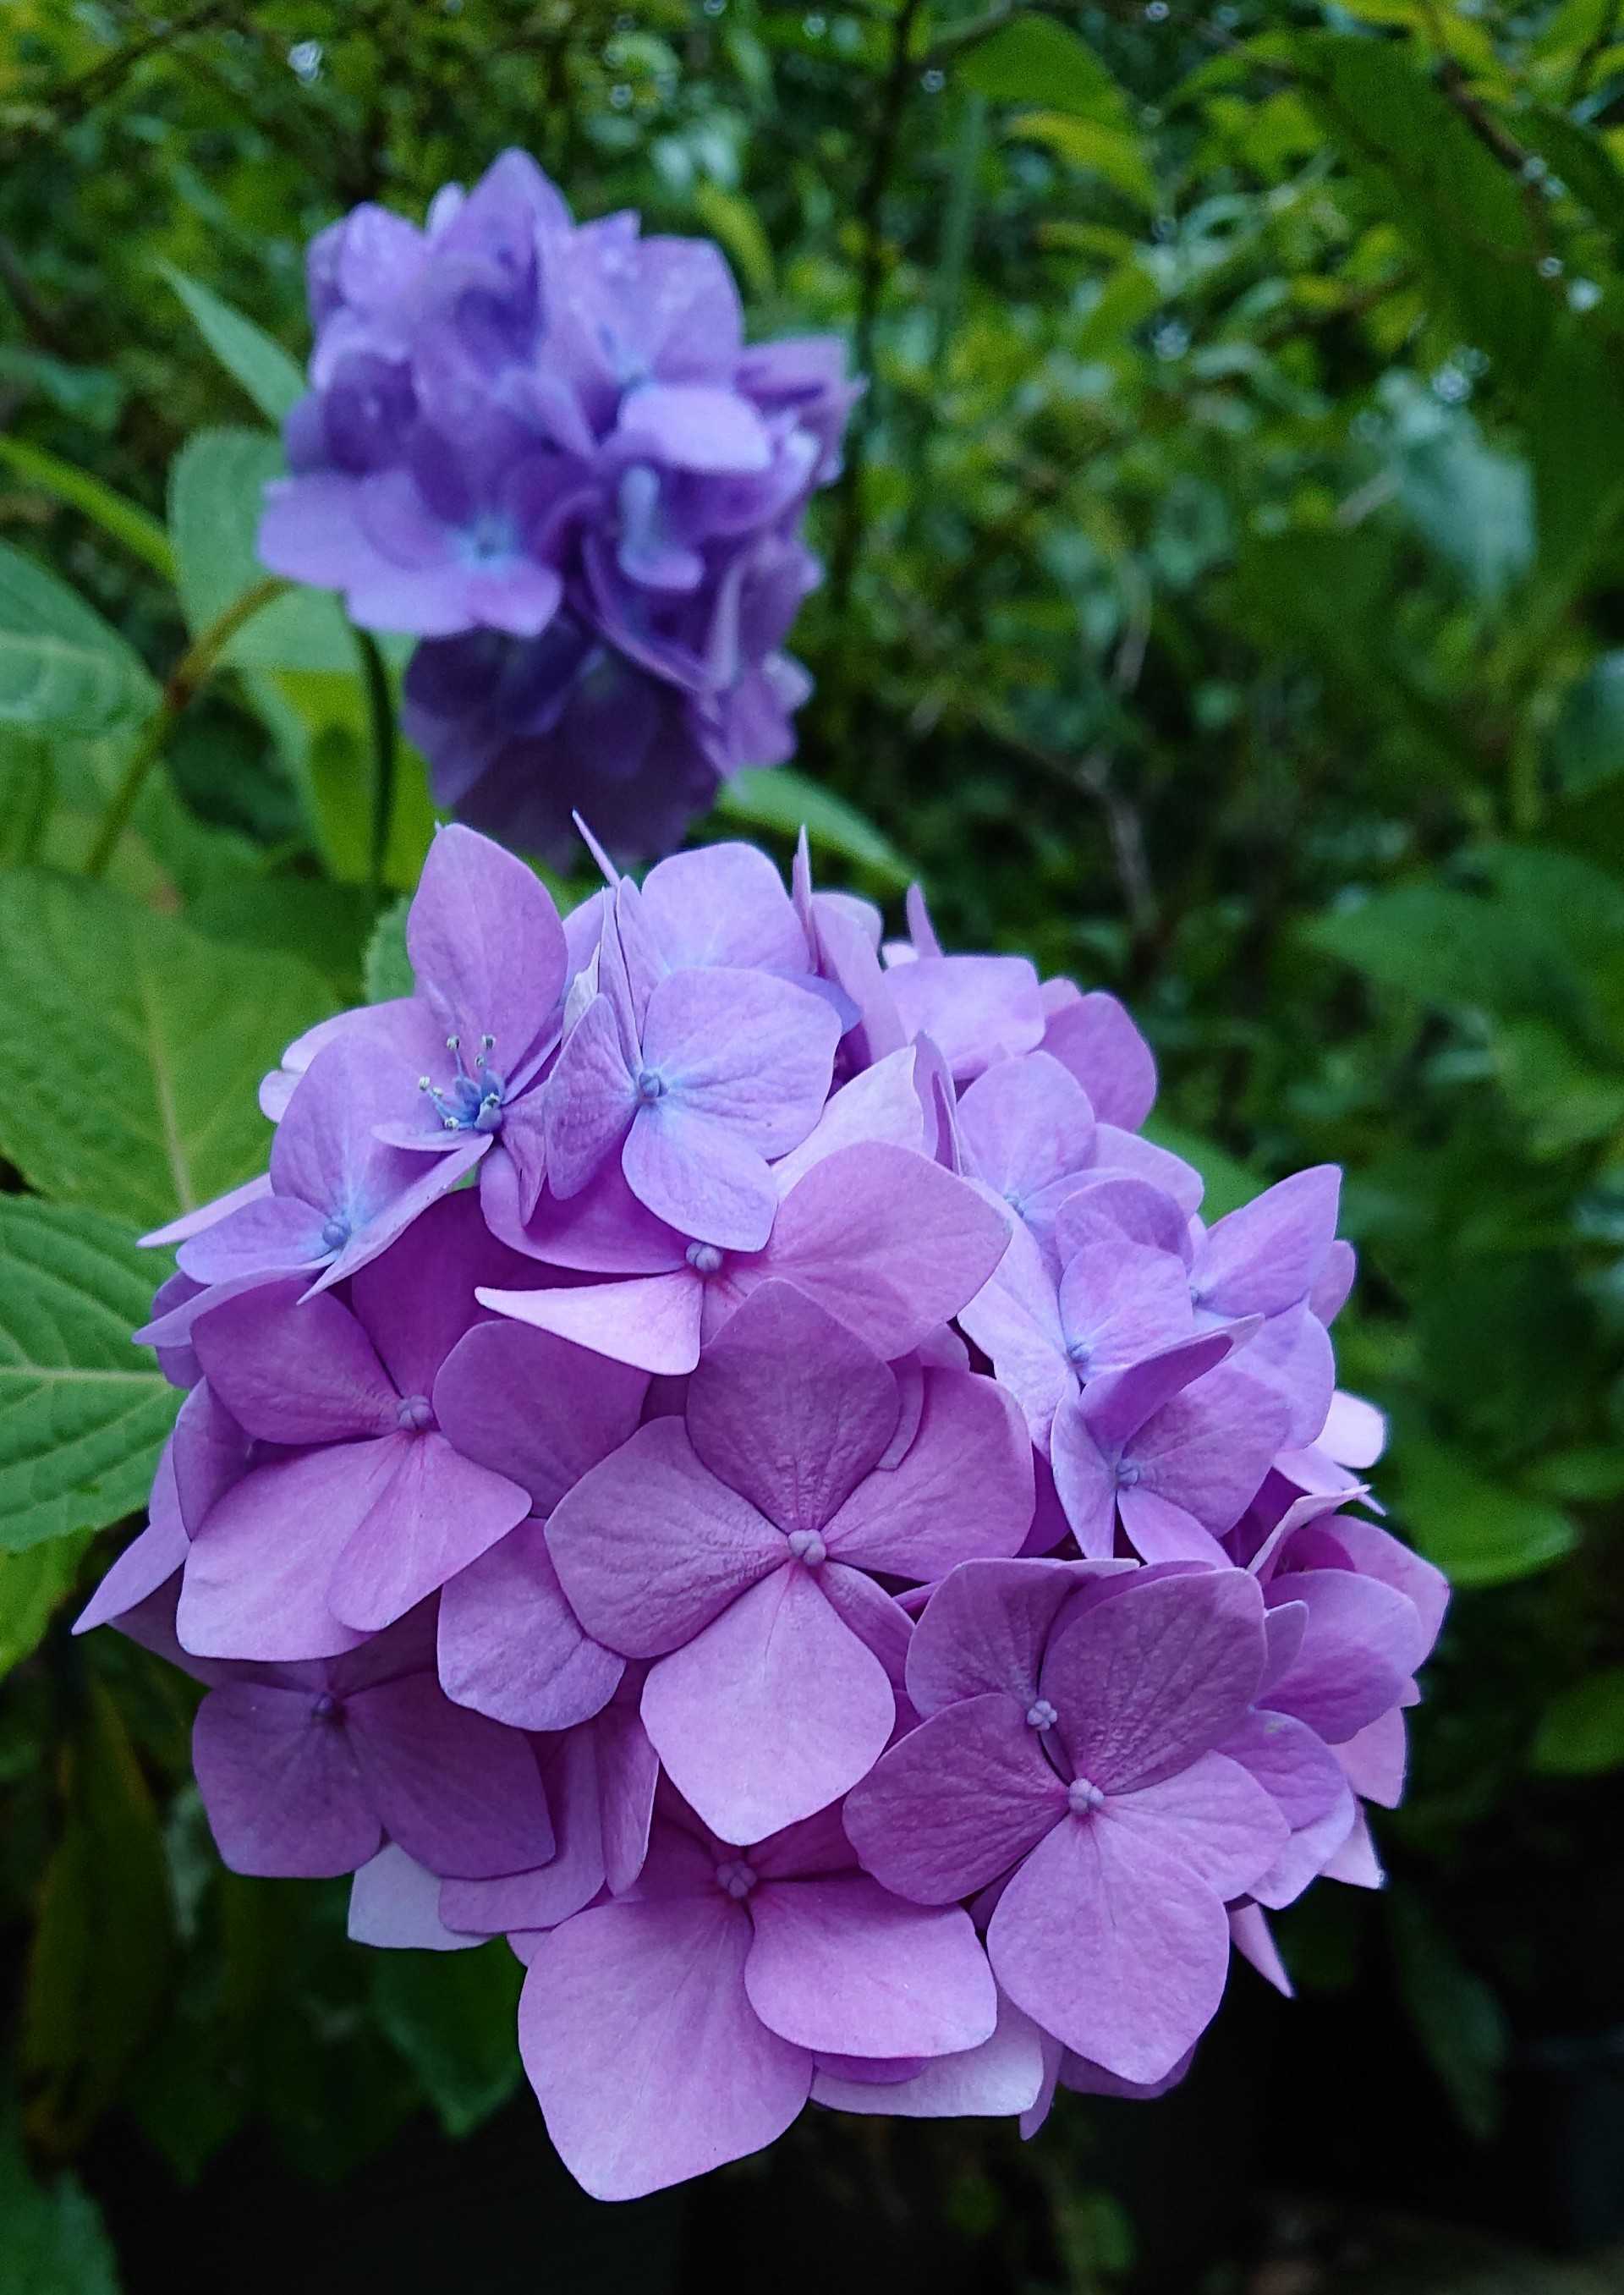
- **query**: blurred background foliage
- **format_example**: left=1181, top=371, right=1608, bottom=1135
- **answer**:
left=2, top=2, right=1624, bottom=2289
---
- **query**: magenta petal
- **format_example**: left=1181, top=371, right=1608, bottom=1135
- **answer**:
left=432, top=1318, right=650, bottom=1507
left=348, top=1674, right=553, bottom=1878
left=745, top=1875, right=996, bottom=2058
left=1047, top=1394, right=1117, bottom=1560
left=887, top=955, right=1045, bottom=1079
left=178, top=1447, right=381, bottom=1661
left=547, top=1417, right=783, bottom=1656
left=326, top=1431, right=529, bottom=1634
left=1040, top=1568, right=1267, bottom=1794
left=478, top=1271, right=702, bottom=1374
left=824, top=1370, right=1033, bottom=1577
left=642, top=1566, right=894, bottom=1842
left=141, top=1171, right=273, bottom=1249
left=437, top=1518, right=623, bottom=1731
left=519, top=1895, right=810, bottom=2200
left=595, top=1699, right=660, bottom=1895
left=442, top=1729, right=606, bottom=1934
left=178, top=1194, right=331, bottom=1284
left=687, top=1279, right=898, bottom=1531
left=843, top=1695, right=1067, bottom=1904
left=1261, top=1568, right=1427, bottom=1742
left=75, top=1447, right=189, bottom=1634
left=989, top=1811, right=1231, bottom=2085
left=194, top=1681, right=381, bottom=1878
left=1336, top=1706, right=1407, bottom=1808
left=957, top=1216, right=1072, bottom=1441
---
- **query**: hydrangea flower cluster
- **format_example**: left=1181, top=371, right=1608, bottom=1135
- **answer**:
left=257, top=151, right=856, bottom=863
left=83, top=822, right=1446, bottom=2203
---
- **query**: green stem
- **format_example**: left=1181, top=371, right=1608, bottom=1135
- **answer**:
left=85, top=574, right=289, bottom=879
left=354, top=627, right=397, bottom=904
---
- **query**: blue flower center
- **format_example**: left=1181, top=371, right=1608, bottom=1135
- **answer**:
left=1067, top=1776, right=1106, bottom=1818
left=397, top=1393, right=436, bottom=1433
left=420, top=1033, right=506, bottom=1133
left=1065, top=1335, right=1092, bottom=1372
left=459, top=510, right=518, bottom=567
left=320, top=1212, right=352, bottom=1254
left=685, top=1242, right=725, bottom=1276
left=714, top=1857, right=757, bottom=1901
left=1114, top=1459, right=1142, bottom=1491
left=634, top=1067, right=667, bottom=1105
left=1025, top=1699, right=1058, bottom=1732
left=786, top=1529, right=826, bottom=1569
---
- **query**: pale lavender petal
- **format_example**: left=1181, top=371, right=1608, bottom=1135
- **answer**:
left=1039, top=1568, right=1267, bottom=1793
left=1194, top=1167, right=1341, bottom=1319
left=1040, top=987, right=1156, bottom=1128
left=1261, top=1568, right=1427, bottom=1743
left=178, top=1194, right=332, bottom=1285
left=407, top=824, right=568, bottom=1066
left=1090, top=1126, right=1203, bottom=1213
left=769, top=1048, right=925, bottom=1193
left=988, top=1809, right=1230, bottom=2085
left=1107, top=1751, right=1288, bottom=1899
left=1047, top=1392, right=1118, bottom=1561
left=1322, top=1803, right=1384, bottom=1888
left=432, top=1318, right=650, bottom=1508
left=886, top=955, right=1045, bottom=1080
left=1074, top=1330, right=1237, bottom=1452
left=1336, top=1706, right=1407, bottom=1808
left=178, top=1447, right=382, bottom=1661
left=744, top=1875, right=996, bottom=2057
left=622, top=1101, right=779, bottom=1251
left=813, top=1992, right=1045, bottom=2120
left=641, top=1566, right=894, bottom=1842
left=442, top=1728, right=606, bottom=1934
left=189, top=1284, right=397, bottom=1445
left=824, top=1369, right=1033, bottom=1578
left=957, top=1216, right=1072, bottom=1441
left=687, top=1281, right=898, bottom=1532
left=639, top=966, right=840, bottom=1152
left=957, top=1051, right=1095, bottom=1203
left=595, top=1696, right=660, bottom=1894
left=1229, top=1902, right=1292, bottom=1995
left=140, top=1172, right=273, bottom=1249
left=843, top=1695, right=1067, bottom=1904
left=1114, top=1489, right=1231, bottom=1566
left=546, top=1416, right=783, bottom=1655
left=904, top=1557, right=1118, bottom=1718
left=74, top=1449, right=189, bottom=1635
left=545, top=995, right=636, bottom=1198
left=327, top=1431, right=530, bottom=1634
left=348, top=1845, right=479, bottom=1950
left=616, top=382, right=771, bottom=474
left=639, top=842, right=809, bottom=975
left=479, top=1270, right=703, bottom=1374
left=518, top=1895, right=809, bottom=2201
left=437, top=1518, right=623, bottom=1731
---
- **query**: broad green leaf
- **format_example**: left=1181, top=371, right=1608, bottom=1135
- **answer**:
left=184, top=872, right=372, bottom=1002
left=0, top=732, right=53, bottom=863
left=162, top=264, right=304, bottom=425
left=0, top=1535, right=92, bottom=1673
left=715, top=765, right=911, bottom=888
left=0, top=543, right=156, bottom=733
left=0, top=2130, right=121, bottom=2295
left=23, top=1678, right=174, bottom=2151
left=1303, top=883, right=1582, bottom=1030
left=1548, top=654, right=1624, bottom=794
left=0, top=436, right=174, bottom=579
left=1007, top=113, right=1156, bottom=209
left=1393, top=1435, right=1577, bottom=1586
left=0, top=869, right=331, bottom=1228
left=1387, top=1889, right=1507, bottom=2142
left=371, top=1941, right=524, bottom=2139
left=958, top=17, right=1126, bottom=124
left=0, top=1200, right=178, bottom=1555
left=1531, top=1666, right=1624, bottom=1776
left=168, top=429, right=354, bottom=673
left=1494, top=1019, right=1624, bottom=1155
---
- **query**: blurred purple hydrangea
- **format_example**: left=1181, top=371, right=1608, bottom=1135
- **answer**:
left=256, top=151, right=856, bottom=864
left=87, top=822, right=1448, bottom=2203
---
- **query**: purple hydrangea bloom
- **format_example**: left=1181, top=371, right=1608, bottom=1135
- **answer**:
left=259, top=152, right=855, bottom=863
left=83, top=820, right=1446, bottom=2199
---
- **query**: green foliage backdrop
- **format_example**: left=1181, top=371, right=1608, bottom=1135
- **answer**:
left=1, top=3, right=1622, bottom=2287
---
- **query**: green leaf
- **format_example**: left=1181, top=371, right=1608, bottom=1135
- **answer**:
left=1393, top=1435, right=1577, bottom=1587
left=1140, top=1117, right=1261, bottom=1218
left=371, top=1942, right=524, bottom=2139
left=0, top=2129, right=121, bottom=2295
left=691, top=181, right=774, bottom=295
left=364, top=892, right=414, bottom=1003
left=0, top=436, right=175, bottom=579
left=23, top=1677, right=174, bottom=2150
left=1007, top=113, right=1156, bottom=208
left=168, top=429, right=354, bottom=673
left=1531, top=1666, right=1624, bottom=1776
left=1387, top=1888, right=1507, bottom=2142
left=161, top=265, right=304, bottom=425
left=0, top=1535, right=92, bottom=1674
left=0, top=1200, right=179, bottom=1554
left=1303, top=881, right=1581, bottom=1029
left=715, top=766, right=911, bottom=888
left=0, top=732, right=53, bottom=864
left=0, top=869, right=331, bottom=1229
left=0, top=543, right=156, bottom=734
left=958, top=17, right=1125, bottom=122
left=1548, top=652, right=1624, bottom=795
